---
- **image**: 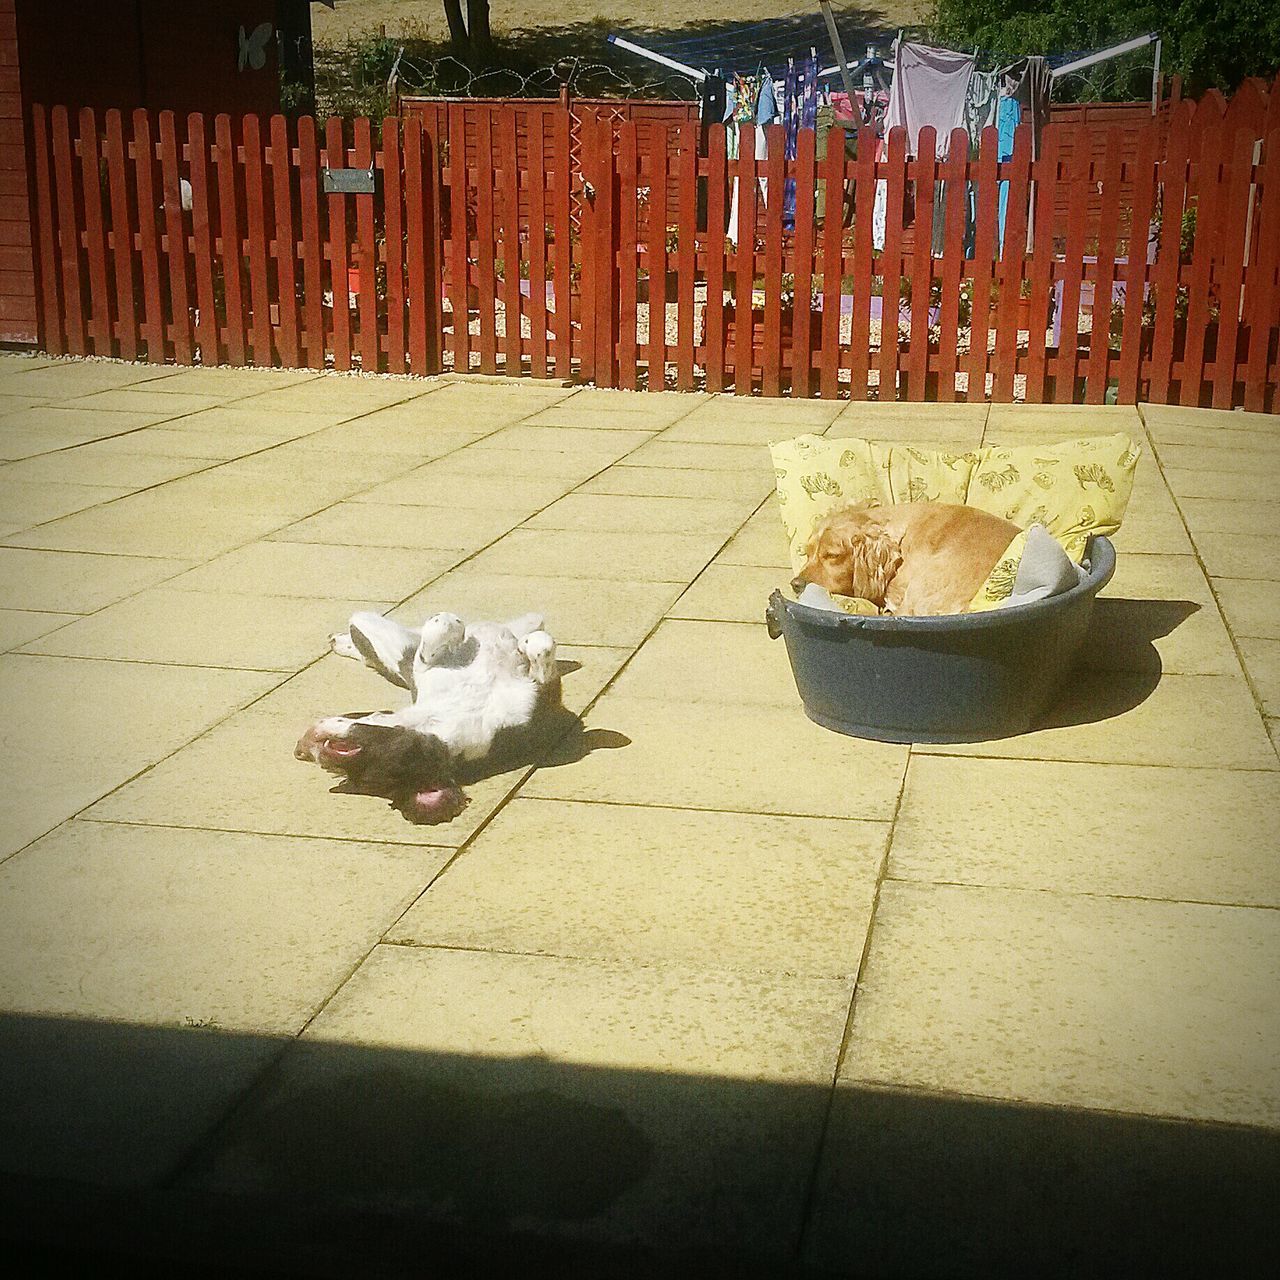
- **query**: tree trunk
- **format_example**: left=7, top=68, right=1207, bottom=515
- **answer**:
left=441, top=0, right=469, bottom=60
left=466, top=0, right=493, bottom=64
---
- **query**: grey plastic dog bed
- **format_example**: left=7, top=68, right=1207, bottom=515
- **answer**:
left=765, top=535, right=1116, bottom=744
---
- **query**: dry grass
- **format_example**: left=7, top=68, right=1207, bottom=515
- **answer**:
left=312, top=2, right=933, bottom=45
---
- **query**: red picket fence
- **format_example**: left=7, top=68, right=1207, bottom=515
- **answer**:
left=29, top=105, right=446, bottom=374
left=26, top=81, right=1280, bottom=410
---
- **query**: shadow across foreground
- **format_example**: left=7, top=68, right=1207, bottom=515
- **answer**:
left=0, top=1014, right=1275, bottom=1278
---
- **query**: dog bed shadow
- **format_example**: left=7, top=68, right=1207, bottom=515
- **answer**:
left=1031, top=597, right=1201, bottom=732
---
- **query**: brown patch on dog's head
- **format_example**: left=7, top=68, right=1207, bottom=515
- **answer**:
left=295, top=718, right=469, bottom=825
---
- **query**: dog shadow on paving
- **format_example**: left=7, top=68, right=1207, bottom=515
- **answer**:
left=1036, top=597, right=1202, bottom=731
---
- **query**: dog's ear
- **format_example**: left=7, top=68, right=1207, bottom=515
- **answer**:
left=846, top=527, right=903, bottom=605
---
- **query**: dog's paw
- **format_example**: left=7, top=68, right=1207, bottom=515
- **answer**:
left=329, top=631, right=361, bottom=660
left=416, top=612, right=465, bottom=665
left=519, top=630, right=557, bottom=684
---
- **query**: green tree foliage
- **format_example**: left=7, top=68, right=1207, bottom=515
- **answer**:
left=932, top=1, right=1280, bottom=98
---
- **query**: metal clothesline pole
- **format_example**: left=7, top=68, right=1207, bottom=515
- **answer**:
left=817, top=0, right=859, bottom=106
left=605, top=34, right=706, bottom=83
left=1049, top=31, right=1160, bottom=80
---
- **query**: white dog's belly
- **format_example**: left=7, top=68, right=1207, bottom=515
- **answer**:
left=408, top=664, right=540, bottom=759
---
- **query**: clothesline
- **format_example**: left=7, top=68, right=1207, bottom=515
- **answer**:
left=608, top=30, right=1162, bottom=93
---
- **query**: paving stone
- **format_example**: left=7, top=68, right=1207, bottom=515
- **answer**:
left=349, top=467, right=571, bottom=512
left=139, top=367, right=322, bottom=396
left=620, top=440, right=773, bottom=472
left=523, top=693, right=908, bottom=820
left=464, top=528, right=724, bottom=582
left=668, top=563, right=789, bottom=623
left=915, top=671, right=1276, bottom=768
left=57, top=425, right=288, bottom=460
left=0, top=447, right=213, bottom=489
left=521, top=402, right=693, bottom=430
left=687, top=395, right=842, bottom=426
left=838, top=880, right=1280, bottom=1128
left=805, top=1072, right=1277, bottom=1279
left=216, top=444, right=417, bottom=489
left=0, top=653, right=276, bottom=859
left=416, top=446, right=611, bottom=482
left=1142, top=402, right=1280, bottom=434
left=1193, top=531, right=1280, bottom=581
left=1084, top=552, right=1241, bottom=676
left=1162, top=468, right=1274, bottom=500
left=390, top=797, right=886, bottom=977
left=890, top=755, right=1280, bottom=904
left=522, top=492, right=754, bottom=534
left=171, top=540, right=457, bottom=603
left=0, top=608, right=78, bottom=652
left=145, top=405, right=345, bottom=439
left=608, top=618, right=799, bottom=707
left=467, top=423, right=652, bottom=458
left=1179, top=498, right=1280, bottom=536
left=20, top=587, right=393, bottom=671
left=0, top=361, right=176, bottom=397
left=0, top=479, right=132, bottom=529
left=273, top=501, right=526, bottom=551
left=185, top=945, right=851, bottom=1257
left=62, top=388, right=230, bottom=416
left=1154, top=443, right=1280, bottom=476
left=577, top=464, right=772, bottom=501
left=394, top=572, right=682, bottom=647
left=290, top=419, right=491, bottom=458
left=234, top=376, right=436, bottom=414
left=713, top=509, right=791, bottom=568
left=1237, top=636, right=1280, bottom=717
left=155, top=470, right=350, bottom=518
left=0, top=492, right=291, bottom=558
left=1212, top=576, right=1280, bottom=638
left=0, top=820, right=444, bottom=1185
left=1108, top=506, right=1193, bottom=554
left=1145, top=424, right=1280, bottom=452
left=0, top=546, right=189, bottom=612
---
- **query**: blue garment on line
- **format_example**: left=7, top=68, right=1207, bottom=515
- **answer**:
left=781, top=55, right=819, bottom=231
left=755, top=71, right=777, bottom=124
left=996, top=95, right=1019, bottom=251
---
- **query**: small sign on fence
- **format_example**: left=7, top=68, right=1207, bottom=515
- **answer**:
left=322, top=166, right=377, bottom=194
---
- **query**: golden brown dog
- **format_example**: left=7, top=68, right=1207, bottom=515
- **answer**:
left=791, top=501, right=1021, bottom=616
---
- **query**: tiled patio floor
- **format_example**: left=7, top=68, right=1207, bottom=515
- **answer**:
left=0, top=353, right=1276, bottom=1276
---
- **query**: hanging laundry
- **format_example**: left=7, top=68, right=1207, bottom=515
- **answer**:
left=829, top=90, right=855, bottom=121
left=872, top=136, right=888, bottom=251
left=995, top=94, right=1020, bottom=250
left=756, top=71, right=778, bottom=128
left=730, top=68, right=777, bottom=244
left=965, top=69, right=1000, bottom=147
left=700, top=73, right=727, bottom=128
left=815, top=101, right=835, bottom=221
left=999, top=56, right=1051, bottom=158
left=782, top=53, right=819, bottom=231
left=884, top=41, right=976, bottom=160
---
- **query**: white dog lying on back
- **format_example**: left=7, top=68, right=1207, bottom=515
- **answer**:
left=294, top=611, right=561, bottom=823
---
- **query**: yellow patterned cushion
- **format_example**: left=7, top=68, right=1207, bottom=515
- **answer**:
left=768, top=432, right=1139, bottom=612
